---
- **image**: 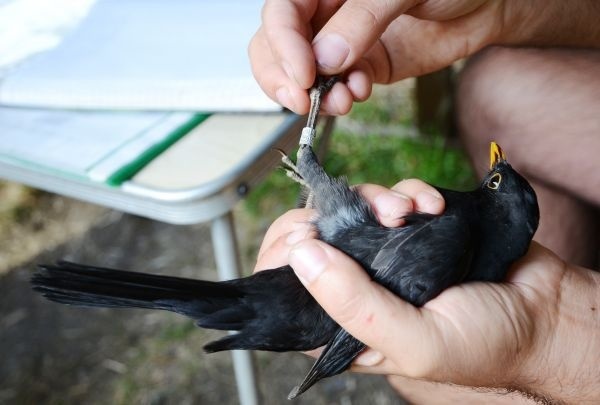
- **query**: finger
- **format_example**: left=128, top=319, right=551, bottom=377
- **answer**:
left=303, top=346, right=393, bottom=372
left=319, top=64, right=374, bottom=115
left=352, top=353, right=399, bottom=375
left=261, top=0, right=318, bottom=89
left=354, top=184, right=414, bottom=228
left=406, top=0, right=487, bottom=21
left=254, top=222, right=316, bottom=272
left=254, top=233, right=294, bottom=272
left=353, top=348, right=384, bottom=367
left=256, top=208, right=315, bottom=261
left=311, top=0, right=345, bottom=33
left=311, top=0, right=416, bottom=74
left=319, top=81, right=354, bottom=115
left=377, top=11, right=498, bottom=82
left=302, top=346, right=323, bottom=359
left=391, top=179, right=445, bottom=214
left=288, top=239, right=441, bottom=378
left=345, top=61, right=374, bottom=102
left=249, top=28, right=311, bottom=113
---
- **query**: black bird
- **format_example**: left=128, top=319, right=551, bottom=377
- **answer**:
left=31, top=83, right=539, bottom=398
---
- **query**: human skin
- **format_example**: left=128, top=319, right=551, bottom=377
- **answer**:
left=254, top=181, right=600, bottom=403
left=249, top=0, right=600, bottom=115
left=249, top=1, right=600, bottom=269
left=249, top=1, right=600, bottom=402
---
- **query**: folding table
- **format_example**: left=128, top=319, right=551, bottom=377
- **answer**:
left=0, top=112, right=334, bottom=405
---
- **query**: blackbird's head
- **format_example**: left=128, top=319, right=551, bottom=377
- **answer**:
left=472, top=142, right=540, bottom=279
left=482, top=142, right=539, bottom=236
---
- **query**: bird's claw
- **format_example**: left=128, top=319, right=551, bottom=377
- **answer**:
left=274, top=148, right=309, bottom=188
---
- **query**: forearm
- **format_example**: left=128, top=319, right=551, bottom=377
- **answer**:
left=521, top=263, right=600, bottom=403
left=502, top=1, right=600, bottom=47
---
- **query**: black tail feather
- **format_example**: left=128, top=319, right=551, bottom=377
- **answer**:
left=32, top=260, right=346, bottom=392
left=32, top=261, right=245, bottom=327
left=288, top=329, right=366, bottom=399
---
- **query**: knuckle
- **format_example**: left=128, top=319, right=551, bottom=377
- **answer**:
left=347, top=0, right=399, bottom=31
left=392, top=178, right=439, bottom=198
left=335, top=294, right=370, bottom=327
left=350, top=1, right=383, bottom=30
left=332, top=286, right=375, bottom=330
left=392, top=178, right=423, bottom=191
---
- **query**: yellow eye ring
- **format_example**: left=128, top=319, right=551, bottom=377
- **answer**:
left=487, top=173, right=502, bottom=190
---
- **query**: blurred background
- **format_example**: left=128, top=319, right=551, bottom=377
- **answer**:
left=0, top=1, right=476, bottom=404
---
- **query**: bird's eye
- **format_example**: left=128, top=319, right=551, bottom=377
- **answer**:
left=487, top=173, right=502, bottom=190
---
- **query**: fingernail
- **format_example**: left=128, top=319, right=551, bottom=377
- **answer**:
left=313, top=33, right=350, bottom=70
left=290, top=242, right=328, bottom=284
left=374, top=191, right=411, bottom=218
left=416, top=190, right=443, bottom=212
left=354, top=350, right=384, bottom=367
left=276, top=87, right=294, bottom=110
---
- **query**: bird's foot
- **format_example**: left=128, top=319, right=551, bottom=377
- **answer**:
left=275, top=148, right=309, bottom=188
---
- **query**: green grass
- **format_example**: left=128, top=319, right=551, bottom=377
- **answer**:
left=323, top=130, right=475, bottom=189
left=350, top=98, right=396, bottom=125
left=243, top=80, right=477, bottom=219
left=243, top=128, right=476, bottom=218
left=348, top=88, right=414, bottom=127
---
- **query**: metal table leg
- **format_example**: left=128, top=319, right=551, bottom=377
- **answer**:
left=211, top=212, right=260, bottom=405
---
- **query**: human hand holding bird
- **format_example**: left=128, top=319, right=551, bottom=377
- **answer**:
left=32, top=80, right=546, bottom=398
left=31, top=134, right=599, bottom=402
left=258, top=197, right=566, bottom=392
left=269, top=201, right=600, bottom=404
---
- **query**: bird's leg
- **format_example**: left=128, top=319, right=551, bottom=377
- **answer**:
left=294, top=76, right=376, bottom=236
left=297, top=76, right=339, bottom=160
left=304, top=76, right=339, bottom=135
left=272, top=74, right=338, bottom=189
left=272, top=76, right=339, bottom=208
left=294, top=76, right=339, bottom=209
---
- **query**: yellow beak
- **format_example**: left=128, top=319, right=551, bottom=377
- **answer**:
left=490, top=141, right=506, bottom=169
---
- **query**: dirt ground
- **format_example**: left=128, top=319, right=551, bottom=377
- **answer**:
left=0, top=188, right=407, bottom=405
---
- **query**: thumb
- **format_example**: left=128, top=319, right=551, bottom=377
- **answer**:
left=288, top=239, right=440, bottom=378
left=311, top=0, right=416, bottom=73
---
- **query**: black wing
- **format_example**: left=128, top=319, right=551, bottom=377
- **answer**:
left=370, top=214, right=473, bottom=306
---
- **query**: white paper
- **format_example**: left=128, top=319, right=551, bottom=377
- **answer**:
left=0, top=108, right=197, bottom=181
left=0, top=0, right=280, bottom=112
